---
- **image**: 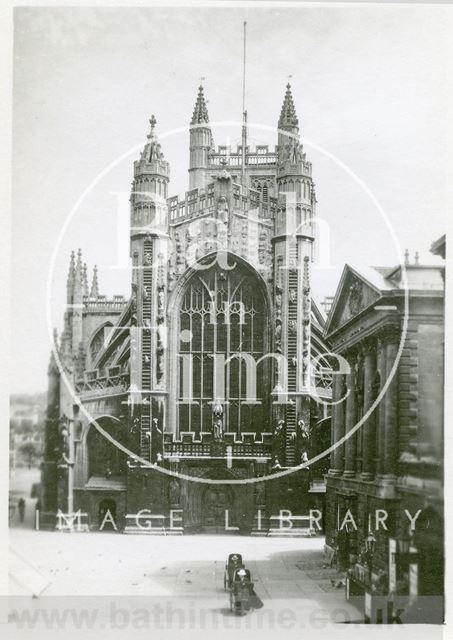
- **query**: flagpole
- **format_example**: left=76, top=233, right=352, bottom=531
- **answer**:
left=241, top=21, right=247, bottom=187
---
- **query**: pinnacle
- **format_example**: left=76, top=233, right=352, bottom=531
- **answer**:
left=147, top=114, right=157, bottom=140
left=90, top=265, right=99, bottom=298
left=143, top=114, right=165, bottom=163
left=67, top=250, right=76, bottom=283
left=191, top=84, right=210, bottom=125
left=278, top=83, right=299, bottom=129
left=83, top=263, right=89, bottom=296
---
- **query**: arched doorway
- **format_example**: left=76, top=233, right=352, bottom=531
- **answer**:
left=176, top=255, right=271, bottom=435
left=98, top=498, right=117, bottom=530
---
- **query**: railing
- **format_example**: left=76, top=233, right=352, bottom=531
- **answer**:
left=209, top=153, right=277, bottom=166
left=163, top=431, right=273, bottom=459
left=83, top=295, right=127, bottom=310
left=75, top=370, right=129, bottom=395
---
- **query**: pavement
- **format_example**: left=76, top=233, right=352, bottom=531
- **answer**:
left=8, top=530, right=363, bottom=633
left=8, top=466, right=363, bottom=633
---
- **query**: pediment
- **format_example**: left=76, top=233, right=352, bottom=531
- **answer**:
left=325, top=265, right=382, bottom=335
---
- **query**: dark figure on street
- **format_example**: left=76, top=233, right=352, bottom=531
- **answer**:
left=18, top=498, right=25, bottom=523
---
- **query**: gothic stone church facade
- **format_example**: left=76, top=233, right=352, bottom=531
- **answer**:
left=42, top=85, right=332, bottom=533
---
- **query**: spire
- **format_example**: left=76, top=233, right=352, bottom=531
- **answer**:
left=67, top=250, right=75, bottom=285
left=191, top=85, right=210, bottom=125
left=90, top=265, right=99, bottom=298
left=278, top=83, right=299, bottom=129
left=82, top=263, right=89, bottom=296
left=75, top=248, right=83, bottom=279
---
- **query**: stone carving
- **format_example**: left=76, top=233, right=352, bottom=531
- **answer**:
left=132, top=252, right=139, bottom=287
left=175, top=231, right=185, bottom=270
left=302, top=256, right=311, bottom=385
left=378, top=324, right=400, bottom=345
left=241, top=220, right=248, bottom=258
left=291, top=142, right=301, bottom=163
left=216, top=195, right=229, bottom=222
left=169, top=478, right=180, bottom=506
left=157, top=252, right=166, bottom=289
left=275, top=288, right=282, bottom=321
left=212, top=400, right=224, bottom=441
left=289, top=289, right=297, bottom=304
left=272, top=419, right=286, bottom=463
left=275, top=320, right=282, bottom=353
left=348, top=280, right=363, bottom=316
left=156, top=345, right=164, bottom=381
left=157, top=287, right=165, bottom=321
left=288, top=319, right=297, bottom=335
left=255, top=481, right=265, bottom=506
left=258, top=229, right=267, bottom=265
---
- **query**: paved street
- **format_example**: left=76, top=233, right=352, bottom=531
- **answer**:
left=9, top=530, right=363, bottom=633
left=8, top=467, right=363, bottom=632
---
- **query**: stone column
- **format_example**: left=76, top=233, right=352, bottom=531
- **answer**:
left=329, top=373, right=337, bottom=473
left=361, top=339, right=376, bottom=480
left=382, top=326, right=400, bottom=480
left=343, top=352, right=357, bottom=477
left=331, top=373, right=345, bottom=475
left=376, top=337, right=387, bottom=477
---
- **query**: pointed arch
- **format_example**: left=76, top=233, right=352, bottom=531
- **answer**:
left=88, top=322, right=114, bottom=368
left=167, top=252, right=273, bottom=437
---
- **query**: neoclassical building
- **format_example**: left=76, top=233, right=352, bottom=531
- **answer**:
left=42, top=84, right=333, bottom=533
left=324, top=256, right=444, bottom=612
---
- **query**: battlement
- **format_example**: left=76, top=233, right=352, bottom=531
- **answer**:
left=209, top=144, right=278, bottom=167
left=82, top=294, right=128, bottom=312
left=168, top=181, right=277, bottom=224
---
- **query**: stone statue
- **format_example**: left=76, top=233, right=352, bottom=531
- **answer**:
left=255, top=481, right=265, bottom=506
left=217, top=195, right=229, bottom=223
left=169, top=479, right=180, bottom=505
left=212, top=400, right=224, bottom=441
left=275, top=321, right=282, bottom=352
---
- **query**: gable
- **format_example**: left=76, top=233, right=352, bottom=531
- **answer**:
left=325, top=265, right=382, bottom=335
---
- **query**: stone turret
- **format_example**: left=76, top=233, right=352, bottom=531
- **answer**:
left=189, top=85, right=214, bottom=190
left=129, top=116, right=171, bottom=463
left=276, top=83, right=312, bottom=206
left=131, top=115, right=170, bottom=242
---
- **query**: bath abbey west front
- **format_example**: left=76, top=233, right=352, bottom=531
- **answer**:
left=42, top=84, right=333, bottom=533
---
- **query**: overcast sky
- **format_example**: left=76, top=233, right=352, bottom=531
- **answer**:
left=11, top=4, right=451, bottom=394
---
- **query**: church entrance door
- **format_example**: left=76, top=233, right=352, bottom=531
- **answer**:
left=201, top=486, right=234, bottom=533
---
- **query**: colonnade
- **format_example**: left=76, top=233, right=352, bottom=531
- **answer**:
left=329, top=326, right=399, bottom=481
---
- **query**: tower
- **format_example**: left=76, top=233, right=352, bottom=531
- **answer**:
left=189, top=85, right=213, bottom=190
left=272, top=84, right=316, bottom=466
left=129, top=115, right=170, bottom=463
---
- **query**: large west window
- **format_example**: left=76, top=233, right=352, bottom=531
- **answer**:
left=177, top=258, right=269, bottom=435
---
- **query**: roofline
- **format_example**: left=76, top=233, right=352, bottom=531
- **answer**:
left=324, top=263, right=383, bottom=335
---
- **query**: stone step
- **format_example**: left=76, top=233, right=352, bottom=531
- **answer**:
left=267, top=528, right=315, bottom=537
left=123, top=526, right=183, bottom=536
